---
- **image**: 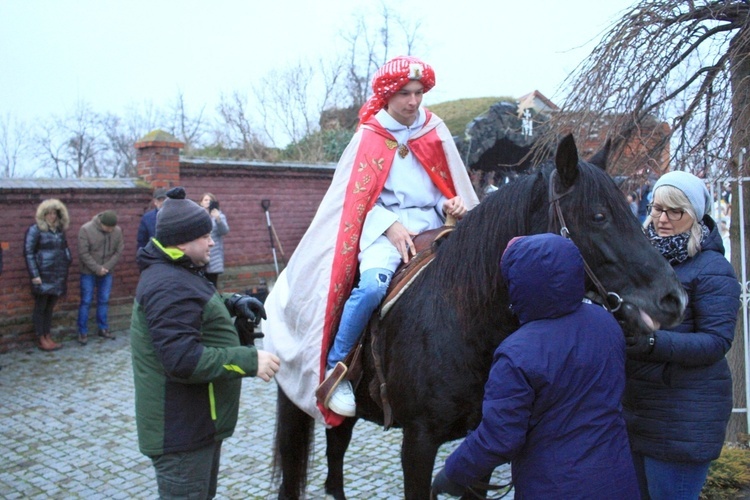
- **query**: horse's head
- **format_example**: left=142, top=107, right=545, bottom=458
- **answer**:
left=548, top=134, right=686, bottom=334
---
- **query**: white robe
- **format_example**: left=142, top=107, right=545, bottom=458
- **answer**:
left=360, top=108, right=449, bottom=271
left=262, top=108, right=479, bottom=426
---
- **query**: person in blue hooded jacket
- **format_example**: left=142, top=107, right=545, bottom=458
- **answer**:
left=431, top=233, right=639, bottom=499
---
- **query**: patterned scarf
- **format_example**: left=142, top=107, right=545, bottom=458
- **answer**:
left=646, top=221, right=709, bottom=265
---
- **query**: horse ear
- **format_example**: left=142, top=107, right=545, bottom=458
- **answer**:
left=555, top=133, right=579, bottom=188
left=587, top=138, right=610, bottom=171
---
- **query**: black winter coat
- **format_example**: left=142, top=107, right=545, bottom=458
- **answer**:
left=24, top=224, right=71, bottom=296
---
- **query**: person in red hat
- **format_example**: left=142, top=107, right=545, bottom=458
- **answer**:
left=262, top=55, right=479, bottom=424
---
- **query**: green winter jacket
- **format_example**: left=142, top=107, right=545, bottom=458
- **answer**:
left=131, top=240, right=258, bottom=456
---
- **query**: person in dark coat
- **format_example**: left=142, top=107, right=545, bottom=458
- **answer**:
left=431, top=233, right=639, bottom=499
left=24, top=199, right=72, bottom=351
left=626, top=171, right=740, bottom=499
left=131, top=187, right=280, bottom=499
left=136, top=187, right=167, bottom=252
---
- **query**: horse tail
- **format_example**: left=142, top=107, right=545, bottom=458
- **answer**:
left=273, top=386, right=314, bottom=499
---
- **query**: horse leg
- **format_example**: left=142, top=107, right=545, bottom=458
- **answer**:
left=401, top=425, right=440, bottom=500
left=274, top=386, right=314, bottom=500
left=324, top=417, right=357, bottom=500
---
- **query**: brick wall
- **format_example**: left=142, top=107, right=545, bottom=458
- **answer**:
left=0, top=179, right=151, bottom=350
left=178, top=159, right=335, bottom=292
left=0, top=134, right=335, bottom=352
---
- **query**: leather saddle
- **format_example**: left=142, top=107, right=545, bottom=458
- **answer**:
left=379, top=224, right=454, bottom=318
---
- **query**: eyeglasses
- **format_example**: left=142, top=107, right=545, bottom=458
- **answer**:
left=647, top=204, right=685, bottom=221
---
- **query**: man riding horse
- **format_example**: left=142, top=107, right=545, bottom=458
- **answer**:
left=262, top=55, right=479, bottom=426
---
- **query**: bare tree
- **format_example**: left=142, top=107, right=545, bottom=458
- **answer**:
left=537, top=1, right=748, bottom=176
left=205, top=2, right=423, bottom=161
left=101, top=103, right=162, bottom=177
left=215, top=91, right=269, bottom=159
left=35, top=119, right=70, bottom=178
left=539, top=0, right=749, bottom=441
left=252, top=57, right=350, bottom=160
left=164, top=91, right=207, bottom=153
left=33, top=101, right=109, bottom=178
left=0, top=113, right=30, bottom=177
left=340, top=2, right=423, bottom=111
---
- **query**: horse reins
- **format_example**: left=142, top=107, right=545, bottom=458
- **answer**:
left=547, top=170, right=623, bottom=313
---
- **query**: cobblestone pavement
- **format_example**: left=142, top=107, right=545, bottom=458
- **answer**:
left=0, top=333, right=512, bottom=499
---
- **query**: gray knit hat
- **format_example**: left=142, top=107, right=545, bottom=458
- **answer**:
left=156, top=187, right=212, bottom=246
left=653, top=171, right=712, bottom=220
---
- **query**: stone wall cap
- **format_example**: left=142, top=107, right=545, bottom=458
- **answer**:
left=0, top=178, right=142, bottom=190
left=135, top=129, right=185, bottom=148
left=180, top=157, right=336, bottom=170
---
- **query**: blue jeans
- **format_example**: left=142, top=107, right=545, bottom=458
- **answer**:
left=632, top=451, right=711, bottom=499
left=151, top=440, right=222, bottom=499
left=327, top=268, right=392, bottom=369
left=77, top=273, right=113, bottom=335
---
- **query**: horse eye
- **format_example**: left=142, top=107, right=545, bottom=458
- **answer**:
left=593, top=212, right=606, bottom=223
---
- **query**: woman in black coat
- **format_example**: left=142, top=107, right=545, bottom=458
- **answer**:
left=24, top=199, right=72, bottom=351
left=625, top=171, right=741, bottom=499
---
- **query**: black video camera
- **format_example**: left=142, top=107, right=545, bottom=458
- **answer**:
left=208, top=200, right=220, bottom=212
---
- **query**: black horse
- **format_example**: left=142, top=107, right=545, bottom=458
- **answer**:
left=273, top=134, right=686, bottom=499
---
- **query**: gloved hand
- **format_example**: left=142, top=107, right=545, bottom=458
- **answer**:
left=431, top=467, right=466, bottom=498
left=626, top=331, right=656, bottom=356
left=235, top=315, right=265, bottom=346
left=225, top=293, right=267, bottom=325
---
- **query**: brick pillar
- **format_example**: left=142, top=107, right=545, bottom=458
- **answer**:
left=135, top=130, right=184, bottom=189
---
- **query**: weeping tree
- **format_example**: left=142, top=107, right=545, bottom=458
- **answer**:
left=535, top=0, right=750, bottom=442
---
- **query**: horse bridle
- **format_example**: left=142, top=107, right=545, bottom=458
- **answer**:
left=547, top=170, right=623, bottom=313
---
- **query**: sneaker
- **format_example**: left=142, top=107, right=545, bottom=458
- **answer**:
left=327, top=379, right=356, bottom=417
left=98, top=329, right=115, bottom=340
left=77, top=334, right=88, bottom=346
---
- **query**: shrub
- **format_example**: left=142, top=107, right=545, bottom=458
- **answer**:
left=700, top=446, right=750, bottom=499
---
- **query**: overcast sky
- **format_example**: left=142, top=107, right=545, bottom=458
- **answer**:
left=0, top=0, right=638, bottom=128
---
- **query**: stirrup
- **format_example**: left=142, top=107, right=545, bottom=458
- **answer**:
left=315, top=362, right=348, bottom=409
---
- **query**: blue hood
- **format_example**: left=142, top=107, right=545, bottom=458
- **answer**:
left=500, top=233, right=585, bottom=324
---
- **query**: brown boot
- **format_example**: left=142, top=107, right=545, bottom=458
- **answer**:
left=37, top=335, right=56, bottom=352
left=45, top=334, right=61, bottom=350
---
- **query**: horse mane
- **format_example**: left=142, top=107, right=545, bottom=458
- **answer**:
left=428, top=169, right=547, bottom=331
left=428, top=153, right=633, bottom=331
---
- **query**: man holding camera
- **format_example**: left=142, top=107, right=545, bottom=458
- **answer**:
left=130, top=187, right=280, bottom=499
